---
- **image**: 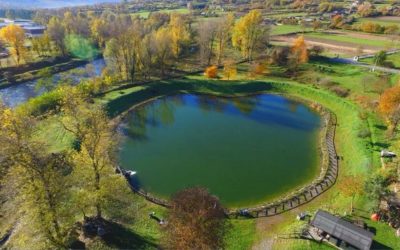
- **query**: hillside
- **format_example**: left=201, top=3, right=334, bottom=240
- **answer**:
left=0, top=0, right=121, bottom=9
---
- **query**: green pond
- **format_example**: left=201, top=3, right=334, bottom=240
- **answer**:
left=119, top=94, right=321, bottom=207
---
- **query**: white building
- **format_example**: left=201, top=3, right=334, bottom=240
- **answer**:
left=0, top=18, right=45, bottom=37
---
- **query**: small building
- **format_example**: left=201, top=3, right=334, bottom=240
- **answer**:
left=311, top=210, right=374, bottom=250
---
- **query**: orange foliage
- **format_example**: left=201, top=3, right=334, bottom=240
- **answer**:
left=379, top=84, right=400, bottom=115
left=204, top=65, right=218, bottom=78
left=291, top=35, right=308, bottom=64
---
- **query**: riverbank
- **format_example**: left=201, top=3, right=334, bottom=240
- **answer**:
left=0, top=56, right=97, bottom=89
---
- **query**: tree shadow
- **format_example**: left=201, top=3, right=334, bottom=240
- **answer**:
left=101, top=221, right=158, bottom=250
left=371, top=241, right=393, bottom=250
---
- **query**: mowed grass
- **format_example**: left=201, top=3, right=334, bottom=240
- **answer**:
left=305, top=32, right=396, bottom=48
left=355, top=17, right=400, bottom=27
left=132, top=8, right=189, bottom=18
left=271, top=24, right=312, bottom=35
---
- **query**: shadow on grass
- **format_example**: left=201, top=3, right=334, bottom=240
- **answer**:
left=105, top=79, right=275, bottom=118
left=371, top=240, right=393, bottom=250
left=101, top=221, right=158, bottom=249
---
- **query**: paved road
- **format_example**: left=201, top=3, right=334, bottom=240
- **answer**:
left=329, top=57, right=400, bottom=74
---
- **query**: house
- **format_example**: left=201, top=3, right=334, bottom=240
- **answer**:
left=310, top=210, right=374, bottom=250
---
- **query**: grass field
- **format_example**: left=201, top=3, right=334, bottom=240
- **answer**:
left=132, top=8, right=189, bottom=18
left=271, top=24, right=311, bottom=35
left=305, top=32, right=396, bottom=48
left=355, top=17, right=400, bottom=27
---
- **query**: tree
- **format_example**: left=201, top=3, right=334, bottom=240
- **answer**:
left=31, top=33, right=52, bottom=57
left=249, top=62, right=268, bottom=77
left=379, top=84, right=400, bottom=134
left=232, top=10, right=269, bottom=61
left=0, top=24, right=27, bottom=65
left=59, top=92, right=118, bottom=219
left=152, top=27, right=174, bottom=77
left=204, top=65, right=218, bottom=78
left=169, top=13, right=190, bottom=57
left=357, top=2, right=377, bottom=17
left=47, top=17, right=67, bottom=56
left=215, top=13, right=235, bottom=65
left=289, top=35, right=308, bottom=70
left=0, top=104, right=73, bottom=248
left=223, top=59, right=237, bottom=80
left=164, top=187, right=228, bottom=249
left=374, top=50, right=387, bottom=66
left=104, top=27, right=142, bottom=83
left=365, top=173, right=388, bottom=210
left=339, top=176, right=363, bottom=214
left=197, top=19, right=218, bottom=65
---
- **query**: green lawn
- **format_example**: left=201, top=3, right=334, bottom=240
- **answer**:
left=305, top=32, right=396, bottom=48
left=271, top=24, right=312, bottom=35
left=355, top=17, right=400, bottom=27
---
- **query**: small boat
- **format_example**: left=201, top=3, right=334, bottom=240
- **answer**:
left=125, top=170, right=137, bottom=177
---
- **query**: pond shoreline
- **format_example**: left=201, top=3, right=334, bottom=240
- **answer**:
left=113, top=89, right=338, bottom=217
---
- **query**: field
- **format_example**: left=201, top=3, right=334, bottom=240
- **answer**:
left=271, top=24, right=312, bottom=36
left=273, top=30, right=400, bottom=56
left=132, top=8, right=189, bottom=18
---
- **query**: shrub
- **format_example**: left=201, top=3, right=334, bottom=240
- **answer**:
left=357, top=128, right=371, bottom=138
left=330, top=86, right=349, bottom=97
left=204, top=65, right=218, bottom=78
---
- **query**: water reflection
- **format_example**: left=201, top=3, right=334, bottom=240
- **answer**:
left=120, top=94, right=320, bottom=142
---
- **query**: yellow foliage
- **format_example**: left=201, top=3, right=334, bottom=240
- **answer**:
left=291, top=35, right=309, bottom=64
left=232, top=10, right=263, bottom=60
left=169, top=13, right=190, bottom=57
left=204, top=65, right=218, bottom=78
left=0, top=24, right=26, bottom=64
left=223, top=60, right=237, bottom=80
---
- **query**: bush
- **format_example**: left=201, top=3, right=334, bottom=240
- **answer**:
left=357, top=128, right=371, bottom=138
left=204, top=65, right=218, bottom=78
left=330, top=86, right=349, bottom=97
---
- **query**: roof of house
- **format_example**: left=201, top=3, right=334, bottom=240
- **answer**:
left=311, top=210, right=374, bottom=250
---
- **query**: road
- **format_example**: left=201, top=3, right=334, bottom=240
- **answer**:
left=329, top=57, right=400, bottom=74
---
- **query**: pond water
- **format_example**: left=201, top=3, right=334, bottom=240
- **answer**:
left=118, top=94, right=322, bottom=207
left=0, top=59, right=105, bottom=107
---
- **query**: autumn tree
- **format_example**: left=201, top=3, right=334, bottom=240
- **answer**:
left=59, top=91, right=118, bottom=220
left=289, top=35, right=308, bottom=71
left=0, top=104, right=74, bottom=248
left=152, top=27, right=174, bottom=77
left=379, top=84, right=400, bottom=134
left=0, top=24, right=27, bottom=65
left=204, top=65, right=218, bottom=78
left=232, top=10, right=270, bottom=61
left=164, top=187, right=228, bottom=249
left=223, top=59, right=237, bottom=80
left=104, top=26, right=142, bottom=83
left=31, top=33, right=52, bottom=57
left=339, top=176, right=363, bottom=214
left=215, top=13, right=235, bottom=65
left=47, top=17, right=67, bottom=56
left=90, top=17, right=110, bottom=49
left=249, top=62, right=268, bottom=77
left=197, top=19, right=218, bottom=65
left=169, top=13, right=191, bottom=57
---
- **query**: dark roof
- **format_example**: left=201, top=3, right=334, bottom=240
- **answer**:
left=311, top=210, right=374, bottom=250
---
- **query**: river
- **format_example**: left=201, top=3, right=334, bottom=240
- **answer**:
left=0, top=59, right=106, bottom=107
